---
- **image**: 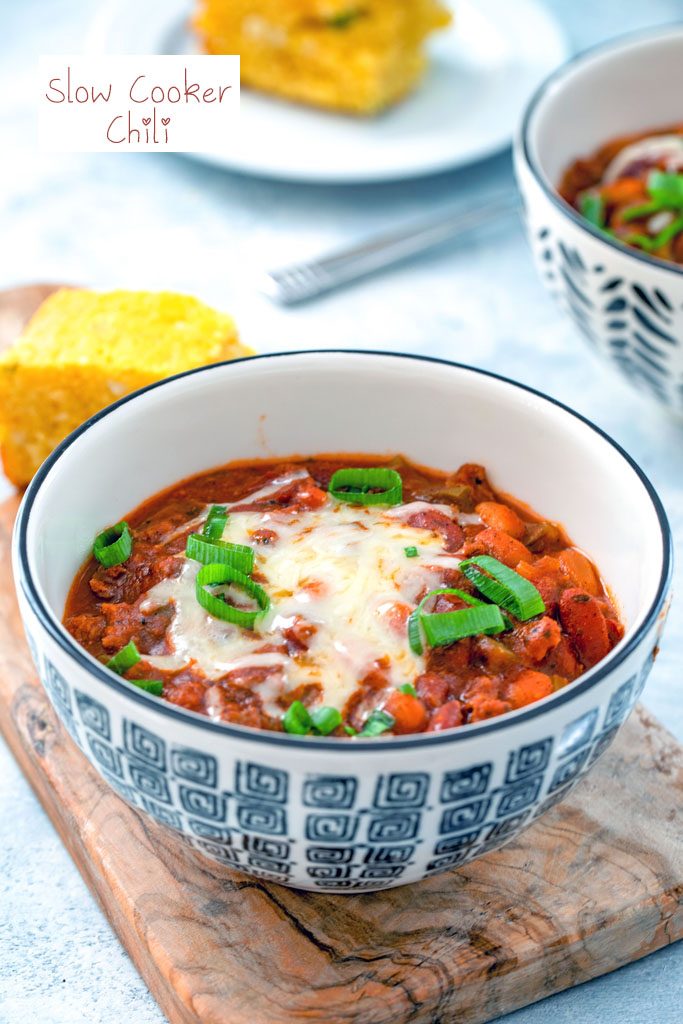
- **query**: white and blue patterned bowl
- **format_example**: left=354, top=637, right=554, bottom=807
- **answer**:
left=515, top=26, right=683, bottom=416
left=13, top=352, right=672, bottom=892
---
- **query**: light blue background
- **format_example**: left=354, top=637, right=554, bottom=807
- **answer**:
left=0, top=1, right=681, bottom=1021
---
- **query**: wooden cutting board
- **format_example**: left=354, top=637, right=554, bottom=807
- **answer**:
left=1, top=492, right=682, bottom=1024
left=0, top=287, right=682, bottom=1022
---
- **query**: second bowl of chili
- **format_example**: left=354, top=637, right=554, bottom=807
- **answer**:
left=515, top=26, right=683, bottom=417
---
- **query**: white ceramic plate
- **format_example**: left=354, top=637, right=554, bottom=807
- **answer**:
left=86, top=0, right=568, bottom=183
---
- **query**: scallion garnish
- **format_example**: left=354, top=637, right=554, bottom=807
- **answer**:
left=621, top=200, right=665, bottom=223
left=407, top=587, right=490, bottom=656
left=186, top=533, right=254, bottom=574
left=329, top=467, right=402, bottom=507
left=311, top=707, right=342, bottom=735
left=579, top=191, right=605, bottom=228
left=93, top=521, right=133, bottom=568
left=106, top=640, right=141, bottom=675
left=421, top=605, right=506, bottom=647
left=195, top=563, right=270, bottom=628
left=460, top=555, right=545, bottom=620
left=650, top=215, right=683, bottom=250
left=399, top=682, right=417, bottom=696
left=647, top=170, right=683, bottom=208
left=283, top=702, right=343, bottom=736
left=130, top=678, right=164, bottom=696
left=283, top=700, right=312, bottom=735
left=203, top=504, right=228, bottom=540
left=625, top=232, right=656, bottom=251
left=360, top=709, right=395, bottom=736
left=404, top=546, right=419, bottom=558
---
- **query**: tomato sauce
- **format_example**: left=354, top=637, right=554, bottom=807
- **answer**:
left=64, top=456, right=624, bottom=736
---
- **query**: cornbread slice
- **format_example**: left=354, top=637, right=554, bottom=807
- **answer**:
left=194, top=0, right=452, bottom=115
left=0, top=289, right=252, bottom=487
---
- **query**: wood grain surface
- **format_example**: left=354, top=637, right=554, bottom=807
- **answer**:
left=1, top=493, right=682, bottom=1024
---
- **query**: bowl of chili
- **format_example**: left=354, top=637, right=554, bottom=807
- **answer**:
left=13, top=351, right=672, bottom=891
left=515, top=25, right=683, bottom=416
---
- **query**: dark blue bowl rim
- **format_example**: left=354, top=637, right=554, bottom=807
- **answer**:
left=519, top=21, right=683, bottom=279
left=16, top=350, right=673, bottom=751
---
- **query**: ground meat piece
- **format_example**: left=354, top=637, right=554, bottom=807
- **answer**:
left=540, top=636, right=583, bottom=680
left=468, top=695, right=512, bottom=722
left=100, top=602, right=173, bottom=654
left=415, top=673, right=449, bottom=709
left=89, top=563, right=127, bottom=600
left=282, top=616, right=317, bottom=653
left=91, top=553, right=182, bottom=606
left=204, top=684, right=267, bottom=728
left=426, top=638, right=472, bottom=681
left=431, top=592, right=472, bottom=613
left=277, top=683, right=323, bottom=711
left=222, top=663, right=285, bottom=689
left=100, top=602, right=142, bottom=651
left=64, top=613, right=106, bottom=648
left=515, top=556, right=564, bottom=610
left=463, top=675, right=512, bottom=723
left=427, top=701, right=466, bottom=731
left=232, top=474, right=327, bottom=513
left=164, top=678, right=207, bottom=714
left=359, top=661, right=392, bottom=691
left=472, top=636, right=518, bottom=673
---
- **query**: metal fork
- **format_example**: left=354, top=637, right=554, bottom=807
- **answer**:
left=261, top=190, right=519, bottom=305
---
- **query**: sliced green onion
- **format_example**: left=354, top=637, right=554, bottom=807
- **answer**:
left=106, top=640, right=141, bottom=675
left=399, top=682, right=417, bottom=696
left=621, top=200, right=666, bottom=223
left=647, top=170, right=683, bottom=208
left=625, top=232, right=656, bottom=251
left=404, top=546, right=419, bottom=558
left=360, top=709, right=395, bottom=737
left=626, top=216, right=683, bottom=253
left=650, top=215, right=683, bottom=250
left=203, top=504, right=228, bottom=540
left=421, top=605, right=506, bottom=648
left=283, top=700, right=311, bottom=735
left=329, top=467, right=402, bottom=507
left=407, top=587, right=489, bottom=656
left=460, top=555, right=545, bottom=620
left=186, top=533, right=254, bottom=574
left=579, top=191, right=605, bottom=228
left=130, top=678, right=163, bottom=696
left=311, top=707, right=342, bottom=735
left=344, top=725, right=358, bottom=736
left=195, top=563, right=270, bottom=628
left=93, top=521, right=133, bottom=568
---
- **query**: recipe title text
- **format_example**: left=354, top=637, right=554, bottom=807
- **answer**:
left=38, top=56, right=240, bottom=152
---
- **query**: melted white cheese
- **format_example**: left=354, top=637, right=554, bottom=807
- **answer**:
left=141, top=485, right=478, bottom=716
left=602, top=135, right=683, bottom=183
